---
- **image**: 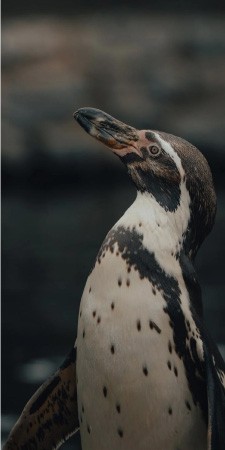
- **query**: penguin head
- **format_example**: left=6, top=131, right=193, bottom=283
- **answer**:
left=74, top=107, right=216, bottom=259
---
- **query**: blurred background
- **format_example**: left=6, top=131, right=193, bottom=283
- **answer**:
left=2, top=1, right=225, bottom=448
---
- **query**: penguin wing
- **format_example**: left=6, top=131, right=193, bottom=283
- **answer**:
left=180, top=252, right=225, bottom=448
left=3, top=347, right=79, bottom=450
left=199, top=322, right=225, bottom=450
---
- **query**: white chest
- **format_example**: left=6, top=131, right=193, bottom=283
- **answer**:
left=76, top=248, right=206, bottom=450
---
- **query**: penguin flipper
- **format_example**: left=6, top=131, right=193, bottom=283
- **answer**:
left=203, top=338, right=225, bottom=450
left=3, top=347, right=79, bottom=450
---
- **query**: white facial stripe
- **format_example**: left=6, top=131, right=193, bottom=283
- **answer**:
left=154, top=132, right=184, bottom=176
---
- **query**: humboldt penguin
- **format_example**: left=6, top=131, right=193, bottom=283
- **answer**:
left=4, top=108, right=225, bottom=450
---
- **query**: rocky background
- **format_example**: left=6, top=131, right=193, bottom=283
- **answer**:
left=2, top=6, right=225, bottom=449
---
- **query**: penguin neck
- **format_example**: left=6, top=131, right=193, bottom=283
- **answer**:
left=115, top=190, right=191, bottom=270
left=111, top=189, right=203, bottom=316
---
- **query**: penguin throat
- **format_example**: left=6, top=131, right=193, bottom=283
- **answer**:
left=116, top=190, right=191, bottom=264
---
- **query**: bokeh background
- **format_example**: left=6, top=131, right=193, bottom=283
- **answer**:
left=2, top=2, right=225, bottom=448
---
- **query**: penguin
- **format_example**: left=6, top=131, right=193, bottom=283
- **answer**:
left=4, top=108, right=225, bottom=450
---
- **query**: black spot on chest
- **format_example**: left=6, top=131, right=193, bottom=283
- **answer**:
left=168, top=340, right=172, bottom=353
left=143, top=365, right=148, bottom=376
left=185, top=400, right=191, bottom=411
left=149, top=320, right=161, bottom=334
left=137, top=320, right=141, bottom=331
left=116, top=403, right=121, bottom=413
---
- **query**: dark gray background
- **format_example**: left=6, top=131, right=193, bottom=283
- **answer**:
left=2, top=3, right=225, bottom=449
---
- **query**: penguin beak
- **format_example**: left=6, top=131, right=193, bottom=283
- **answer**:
left=74, top=107, right=140, bottom=156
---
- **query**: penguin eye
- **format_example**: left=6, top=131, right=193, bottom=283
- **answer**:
left=149, top=145, right=161, bottom=157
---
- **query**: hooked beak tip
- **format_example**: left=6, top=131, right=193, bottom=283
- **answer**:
left=73, top=109, right=82, bottom=120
